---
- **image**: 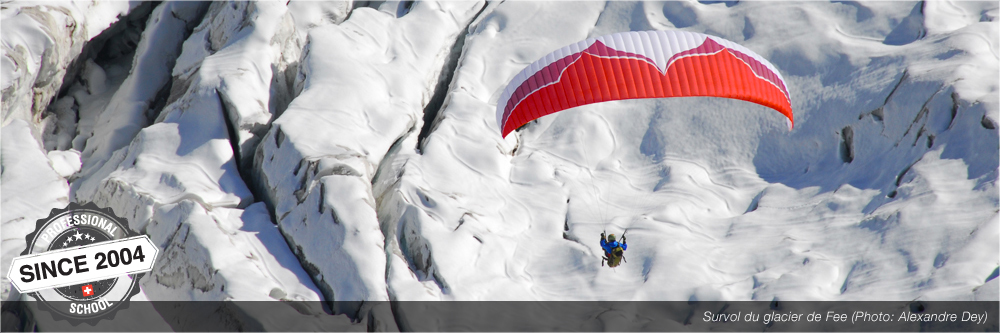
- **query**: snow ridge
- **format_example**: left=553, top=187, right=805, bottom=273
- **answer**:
left=0, top=1, right=996, bottom=331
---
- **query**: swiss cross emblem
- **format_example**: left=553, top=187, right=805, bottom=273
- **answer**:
left=81, top=284, right=94, bottom=297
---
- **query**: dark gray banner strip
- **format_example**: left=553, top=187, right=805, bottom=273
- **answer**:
left=2, top=301, right=996, bottom=332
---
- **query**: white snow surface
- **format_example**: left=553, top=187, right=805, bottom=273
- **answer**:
left=255, top=0, right=484, bottom=317
left=369, top=0, right=1000, bottom=306
left=1, top=1, right=136, bottom=132
left=76, top=1, right=209, bottom=180
left=1, top=0, right=997, bottom=329
left=379, top=0, right=998, bottom=303
left=1, top=120, right=69, bottom=301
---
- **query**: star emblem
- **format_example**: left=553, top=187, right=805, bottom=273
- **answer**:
left=73, top=231, right=84, bottom=241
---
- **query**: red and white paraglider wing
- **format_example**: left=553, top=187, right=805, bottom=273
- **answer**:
left=496, top=30, right=793, bottom=137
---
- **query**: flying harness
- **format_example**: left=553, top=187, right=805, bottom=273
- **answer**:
left=600, top=231, right=627, bottom=267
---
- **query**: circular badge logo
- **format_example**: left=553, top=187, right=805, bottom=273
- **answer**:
left=8, top=202, right=157, bottom=324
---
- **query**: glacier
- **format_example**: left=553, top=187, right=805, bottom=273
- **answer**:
left=1, top=0, right=997, bottom=331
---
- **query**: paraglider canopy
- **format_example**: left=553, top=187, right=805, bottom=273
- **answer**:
left=496, top=30, right=793, bottom=137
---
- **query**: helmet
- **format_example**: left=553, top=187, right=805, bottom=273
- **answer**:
left=608, top=234, right=616, bottom=242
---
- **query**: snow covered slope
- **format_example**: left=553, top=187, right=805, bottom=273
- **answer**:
left=253, top=1, right=484, bottom=319
left=2, top=1, right=139, bottom=136
left=1, top=0, right=997, bottom=329
left=376, top=0, right=998, bottom=304
left=0, top=120, right=70, bottom=301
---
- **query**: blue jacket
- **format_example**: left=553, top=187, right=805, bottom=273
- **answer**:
left=600, top=239, right=627, bottom=254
